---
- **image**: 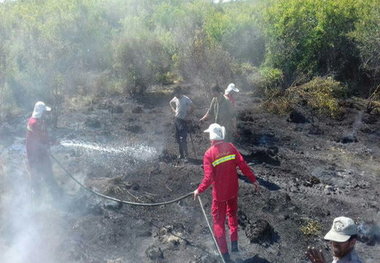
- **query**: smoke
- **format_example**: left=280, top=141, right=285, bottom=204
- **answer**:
left=0, top=140, right=66, bottom=263
left=351, top=111, right=364, bottom=137
left=357, top=219, right=380, bottom=245
left=341, top=111, right=364, bottom=143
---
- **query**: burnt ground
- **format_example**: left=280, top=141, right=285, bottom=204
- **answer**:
left=0, top=86, right=379, bottom=263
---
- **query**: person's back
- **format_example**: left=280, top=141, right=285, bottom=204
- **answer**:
left=194, top=123, right=259, bottom=262
left=172, top=95, right=192, bottom=120
left=26, top=117, right=49, bottom=159
left=215, top=95, right=234, bottom=125
left=203, top=141, right=240, bottom=201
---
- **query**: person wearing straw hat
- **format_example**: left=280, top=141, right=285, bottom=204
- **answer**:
left=193, top=123, right=259, bottom=262
left=26, top=101, right=63, bottom=201
left=306, top=216, right=363, bottom=263
left=224, top=83, right=239, bottom=107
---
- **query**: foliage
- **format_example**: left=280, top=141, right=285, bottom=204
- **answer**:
left=262, top=0, right=361, bottom=86
left=0, top=0, right=114, bottom=114
left=176, top=30, right=234, bottom=90
left=113, top=35, right=171, bottom=96
left=265, top=77, right=347, bottom=118
left=0, top=0, right=379, bottom=121
left=349, top=0, right=380, bottom=83
left=232, top=63, right=283, bottom=96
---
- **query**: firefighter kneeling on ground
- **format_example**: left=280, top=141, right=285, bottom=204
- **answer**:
left=26, top=101, right=63, bottom=201
left=194, top=123, right=259, bottom=262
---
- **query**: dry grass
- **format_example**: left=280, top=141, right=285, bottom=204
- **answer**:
left=264, top=77, right=347, bottom=118
left=300, top=220, right=322, bottom=236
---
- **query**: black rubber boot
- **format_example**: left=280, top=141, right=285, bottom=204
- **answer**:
left=231, top=240, right=239, bottom=252
left=178, top=142, right=184, bottom=159
left=182, top=142, right=188, bottom=159
left=222, top=252, right=232, bottom=262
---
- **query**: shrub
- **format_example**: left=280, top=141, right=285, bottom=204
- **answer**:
left=265, top=77, right=347, bottom=118
left=176, top=30, right=234, bottom=90
left=350, top=0, right=380, bottom=83
left=113, top=36, right=171, bottom=96
left=0, top=83, right=21, bottom=121
left=255, top=67, right=284, bottom=95
left=262, top=0, right=361, bottom=86
left=233, top=63, right=283, bottom=97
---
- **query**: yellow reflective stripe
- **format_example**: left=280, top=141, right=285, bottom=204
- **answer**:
left=212, top=154, right=236, bottom=167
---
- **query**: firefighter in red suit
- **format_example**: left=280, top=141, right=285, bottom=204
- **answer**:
left=26, top=101, right=62, bottom=200
left=193, top=123, right=259, bottom=262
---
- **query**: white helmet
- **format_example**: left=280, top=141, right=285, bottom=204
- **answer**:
left=204, top=123, right=225, bottom=140
left=225, top=83, right=239, bottom=95
left=32, top=101, right=51, bottom=119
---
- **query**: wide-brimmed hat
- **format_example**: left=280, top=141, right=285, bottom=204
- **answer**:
left=225, top=83, right=239, bottom=95
left=324, top=216, right=357, bottom=242
left=204, top=123, right=225, bottom=141
left=32, top=101, right=51, bottom=119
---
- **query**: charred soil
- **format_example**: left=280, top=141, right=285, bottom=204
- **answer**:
left=0, top=87, right=379, bottom=263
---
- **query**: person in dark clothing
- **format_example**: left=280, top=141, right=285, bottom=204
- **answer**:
left=169, top=87, right=194, bottom=161
left=200, top=85, right=236, bottom=142
left=26, top=101, right=63, bottom=201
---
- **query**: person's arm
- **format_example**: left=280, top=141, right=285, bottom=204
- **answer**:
left=305, top=247, right=326, bottom=263
left=200, top=97, right=215, bottom=121
left=169, top=97, right=177, bottom=113
left=194, top=152, right=214, bottom=199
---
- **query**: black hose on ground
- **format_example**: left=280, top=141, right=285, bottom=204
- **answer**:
left=50, top=153, right=193, bottom=206
left=50, top=153, right=225, bottom=262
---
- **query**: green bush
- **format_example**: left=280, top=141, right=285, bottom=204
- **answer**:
left=113, top=36, right=171, bottom=96
left=233, top=63, right=283, bottom=96
left=176, top=30, right=234, bottom=90
left=0, top=83, right=21, bottom=121
left=265, top=77, right=347, bottom=118
left=350, top=0, right=380, bottom=84
left=262, top=0, right=361, bottom=86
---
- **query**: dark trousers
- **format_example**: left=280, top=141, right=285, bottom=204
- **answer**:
left=175, top=118, right=189, bottom=158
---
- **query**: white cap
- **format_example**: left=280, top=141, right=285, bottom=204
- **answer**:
left=324, top=217, right=357, bottom=242
left=32, top=101, right=51, bottom=119
left=204, top=123, right=225, bottom=141
left=225, top=83, right=239, bottom=95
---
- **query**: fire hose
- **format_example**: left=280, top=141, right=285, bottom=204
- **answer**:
left=50, top=153, right=225, bottom=263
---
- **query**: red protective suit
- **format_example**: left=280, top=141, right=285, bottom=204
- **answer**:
left=26, top=117, right=62, bottom=199
left=197, top=140, right=256, bottom=254
left=26, top=117, right=50, bottom=163
left=224, top=94, right=236, bottom=107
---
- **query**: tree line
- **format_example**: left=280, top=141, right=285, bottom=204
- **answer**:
left=0, top=0, right=379, bottom=120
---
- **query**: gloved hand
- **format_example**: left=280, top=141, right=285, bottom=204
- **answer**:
left=193, top=189, right=200, bottom=200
